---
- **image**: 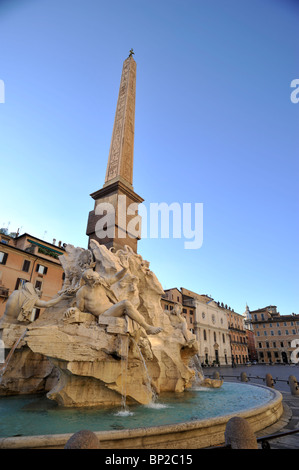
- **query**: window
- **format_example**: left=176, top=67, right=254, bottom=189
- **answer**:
left=203, top=330, right=207, bottom=341
left=264, top=331, right=267, bottom=336
left=164, top=305, right=169, bottom=311
left=31, top=308, right=41, bottom=322
left=190, top=317, right=193, bottom=324
left=278, top=330, right=281, bottom=335
left=285, top=330, right=289, bottom=335
left=258, top=342, right=262, bottom=348
left=35, top=280, right=42, bottom=291
left=280, top=342, right=284, bottom=348
left=271, top=331, right=274, bottom=336
left=222, top=334, right=225, bottom=343
left=22, top=260, right=31, bottom=272
left=0, top=252, right=8, bottom=265
left=261, top=314, right=265, bottom=320
left=183, top=308, right=187, bottom=314
left=273, top=342, right=276, bottom=347
left=36, top=264, right=48, bottom=275
left=15, top=278, right=27, bottom=290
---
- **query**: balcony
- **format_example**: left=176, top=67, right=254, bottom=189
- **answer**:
left=183, top=298, right=196, bottom=308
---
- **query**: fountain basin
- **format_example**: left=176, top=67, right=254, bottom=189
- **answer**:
left=0, top=383, right=283, bottom=449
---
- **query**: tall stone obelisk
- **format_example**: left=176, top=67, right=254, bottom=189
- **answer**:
left=86, top=52, right=144, bottom=252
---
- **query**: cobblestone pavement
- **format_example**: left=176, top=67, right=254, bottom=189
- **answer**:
left=256, top=392, right=299, bottom=449
left=204, top=365, right=299, bottom=449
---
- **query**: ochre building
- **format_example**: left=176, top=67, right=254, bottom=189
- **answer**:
left=0, top=232, right=65, bottom=320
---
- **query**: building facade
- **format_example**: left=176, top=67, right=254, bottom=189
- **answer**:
left=162, top=287, right=232, bottom=366
left=0, top=231, right=66, bottom=320
left=248, top=305, right=299, bottom=364
left=245, top=328, right=258, bottom=362
left=226, top=308, right=249, bottom=365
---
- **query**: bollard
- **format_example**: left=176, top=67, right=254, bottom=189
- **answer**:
left=288, top=375, right=299, bottom=396
left=240, top=372, right=248, bottom=382
left=212, top=371, right=220, bottom=379
left=265, top=373, right=274, bottom=388
left=64, top=430, right=101, bottom=449
left=225, top=417, right=258, bottom=449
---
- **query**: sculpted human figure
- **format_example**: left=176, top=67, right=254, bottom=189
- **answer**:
left=67, top=267, right=163, bottom=336
left=168, top=303, right=196, bottom=345
left=0, top=282, right=68, bottom=326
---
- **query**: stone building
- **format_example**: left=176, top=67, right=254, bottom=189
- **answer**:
left=247, top=305, right=299, bottom=364
left=225, top=307, right=249, bottom=365
left=0, top=231, right=65, bottom=319
left=162, top=287, right=232, bottom=366
left=245, top=328, right=258, bottom=362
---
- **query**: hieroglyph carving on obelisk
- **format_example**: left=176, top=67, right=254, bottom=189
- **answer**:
left=104, top=55, right=136, bottom=188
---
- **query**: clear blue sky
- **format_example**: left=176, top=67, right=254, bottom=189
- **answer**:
left=0, top=0, right=298, bottom=316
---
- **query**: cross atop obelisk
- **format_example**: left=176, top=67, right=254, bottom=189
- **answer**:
left=104, top=51, right=136, bottom=190
left=86, top=52, right=144, bottom=253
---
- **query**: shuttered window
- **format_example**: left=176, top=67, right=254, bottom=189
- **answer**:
left=35, top=264, right=48, bottom=275
left=22, top=260, right=31, bottom=272
left=0, top=252, right=8, bottom=265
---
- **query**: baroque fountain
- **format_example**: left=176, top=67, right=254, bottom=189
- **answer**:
left=0, top=53, right=283, bottom=448
left=0, top=240, right=210, bottom=407
left=0, top=241, right=283, bottom=449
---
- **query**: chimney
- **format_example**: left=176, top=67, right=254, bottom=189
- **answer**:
left=58, top=241, right=61, bottom=247
left=53, top=238, right=56, bottom=245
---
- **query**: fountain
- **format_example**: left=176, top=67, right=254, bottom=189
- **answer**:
left=0, top=242, right=201, bottom=406
left=0, top=241, right=284, bottom=449
left=0, top=53, right=284, bottom=448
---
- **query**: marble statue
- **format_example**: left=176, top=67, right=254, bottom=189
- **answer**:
left=0, top=241, right=216, bottom=406
left=58, top=244, right=95, bottom=293
left=167, top=302, right=196, bottom=346
left=0, top=282, right=68, bottom=327
left=64, top=267, right=163, bottom=336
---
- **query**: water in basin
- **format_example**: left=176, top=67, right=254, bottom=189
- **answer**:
left=0, top=382, right=274, bottom=438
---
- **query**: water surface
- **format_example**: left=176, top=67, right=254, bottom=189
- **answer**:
left=0, top=382, right=274, bottom=438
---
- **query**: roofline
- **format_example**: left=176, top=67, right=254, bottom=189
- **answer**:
left=164, top=287, right=181, bottom=293
left=15, top=233, right=66, bottom=251
left=250, top=306, right=277, bottom=313
left=0, top=243, right=63, bottom=267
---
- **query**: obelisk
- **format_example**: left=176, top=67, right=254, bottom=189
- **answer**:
left=86, top=51, right=144, bottom=253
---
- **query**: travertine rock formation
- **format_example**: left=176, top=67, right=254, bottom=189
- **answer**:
left=1, top=242, right=201, bottom=407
